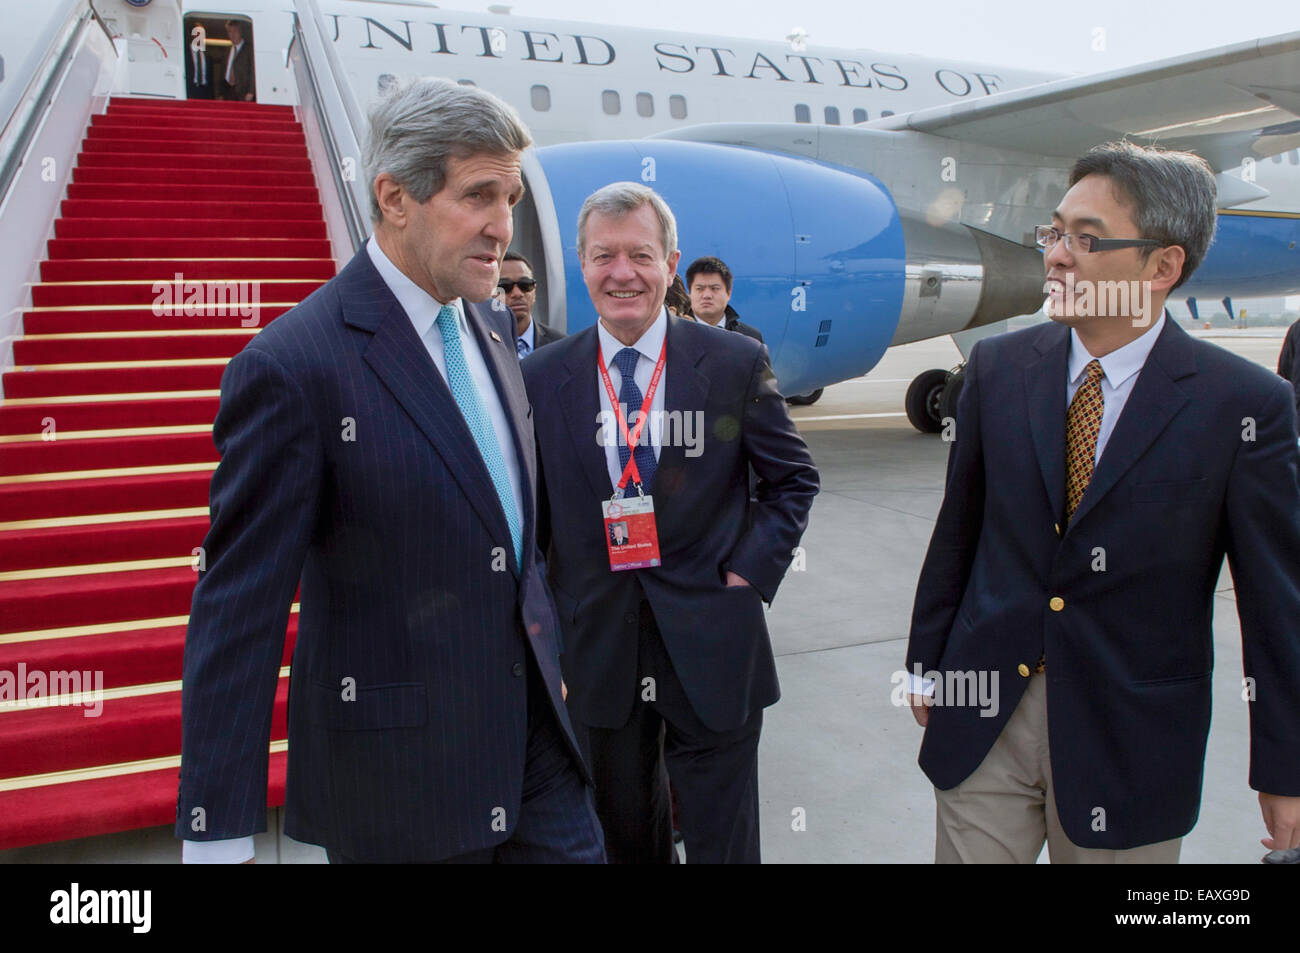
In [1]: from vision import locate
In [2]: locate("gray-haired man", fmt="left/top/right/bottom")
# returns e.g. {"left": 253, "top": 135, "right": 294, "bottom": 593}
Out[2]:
{"left": 177, "top": 77, "right": 604, "bottom": 863}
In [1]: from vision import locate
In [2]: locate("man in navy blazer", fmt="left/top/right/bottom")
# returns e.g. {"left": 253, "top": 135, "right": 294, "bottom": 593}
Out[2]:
{"left": 906, "top": 141, "right": 1300, "bottom": 862}
{"left": 521, "top": 183, "right": 818, "bottom": 863}
{"left": 176, "top": 78, "right": 603, "bottom": 863}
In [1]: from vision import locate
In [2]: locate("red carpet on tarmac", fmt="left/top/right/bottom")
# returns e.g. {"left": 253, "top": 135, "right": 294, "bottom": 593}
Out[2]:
{"left": 0, "top": 96, "right": 333, "bottom": 850}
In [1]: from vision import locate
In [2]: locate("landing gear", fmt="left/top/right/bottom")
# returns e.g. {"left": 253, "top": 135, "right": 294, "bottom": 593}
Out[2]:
{"left": 905, "top": 368, "right": 954, "bottom": 433}
{"left": 786, "top": 388, "right": 824, "bottom": 406}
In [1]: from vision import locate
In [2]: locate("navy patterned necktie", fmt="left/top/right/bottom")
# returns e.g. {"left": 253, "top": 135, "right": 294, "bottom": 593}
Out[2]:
{"left": 516, "top": 337, "right": 530, "bottom": 359}
{"left": 613, "top": 347, "right": 657, "bottom": 492}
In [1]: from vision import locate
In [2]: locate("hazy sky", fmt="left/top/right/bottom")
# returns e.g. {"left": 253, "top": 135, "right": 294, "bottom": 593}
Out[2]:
{"left": 448, "top": 0, "right": 1297, "bottom": 75}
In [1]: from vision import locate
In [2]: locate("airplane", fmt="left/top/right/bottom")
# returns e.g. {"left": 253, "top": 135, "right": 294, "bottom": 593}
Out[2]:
{"left": 3, "top": 0, "right": 1299, "bottom": 861}
{"left": 9, "top": 1, "right": 1300, "bottom": 430}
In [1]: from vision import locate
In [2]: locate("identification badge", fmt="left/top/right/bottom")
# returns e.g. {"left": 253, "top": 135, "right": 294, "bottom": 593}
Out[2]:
{"left": 602, "top": 494, "right": 661, "bottom": 571}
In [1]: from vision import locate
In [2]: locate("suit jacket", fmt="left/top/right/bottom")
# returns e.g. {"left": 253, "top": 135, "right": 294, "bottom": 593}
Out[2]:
{"left": 521, "top": 315, "right": 819, "bottom": 732}
{"left": 175, "top": 247, "right": 586, "bottom": 862}
{"left": 1278, "top": 318, "right": 1300, "bottom": 424}
{"left": 533, "top": 320, "right": 565, "bottom": 349}
{"left": 907, "top": 317, "right": 1300, "bottom": 850}
{"left": 724, "top": 305, "right": 764, "bottom": 344}
{"left": 223, "top": 42, "right": 253, "bottom": 101}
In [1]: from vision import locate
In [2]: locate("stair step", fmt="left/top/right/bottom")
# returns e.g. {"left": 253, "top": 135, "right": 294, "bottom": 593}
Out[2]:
{"left": 65, "top": 183, "right": 323, "bottom": 203}
{"left": 59, "top": 199, "right": 322, "bottom": 221}
{"left": 0, "top": 431, "right": 218, "bottom": 476}
{"left": 0, "top": 471, "right": 214, "bottom": 522}
{"left": 71, "top": 166, "right": 316, "bottom": 187}
{"left": 75, "top": 152, "right": 311, "bottom": 172}
{"left": 0, "top": 617, "right": 297, "bottom": 693}
{"left": 54, "top": 218, "right": 327, "bottom": 240}
{"left": 31, "top": 278, "right": 323, "bottom": 308}
{"left": 0, "top": 566, "right": 198, "bottom": 635}
{"left": 14, "top": 332, "right": 255, "bottom": 364}
{"left": 0, "top": 752, "right": 287, "bottom": 851}
{"left": 22, "top": 304, "right": 290, "bottom": 333}
{"left": 0, "top": 396, "right": 221, "bottom": 436}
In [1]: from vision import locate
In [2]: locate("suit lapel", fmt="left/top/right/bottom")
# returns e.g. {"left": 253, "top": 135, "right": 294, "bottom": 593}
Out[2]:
{"left": 657, "top": 315, "right": 709, "bottom": 501}
{"left": 340, "top": 250, "right": 517, "bottom": 572}
{"left": 557, "top": 327, "right": 615, "bottom": 499}
{"left": 1067, "top": 320, "right": 1194, "bottom": 530}
{"left": 1024, "top": 325, "right": 1070, "bottom": 524}
{"left": 464, "top": 299, "right": 534, "bottom": 573}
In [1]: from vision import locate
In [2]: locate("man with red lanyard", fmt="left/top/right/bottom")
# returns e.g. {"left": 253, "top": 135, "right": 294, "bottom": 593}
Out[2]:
{"left": 520, "top": 182, "right": 819, "bottom": 862}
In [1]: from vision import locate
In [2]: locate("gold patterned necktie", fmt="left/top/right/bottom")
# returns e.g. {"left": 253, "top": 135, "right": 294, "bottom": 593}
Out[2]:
{"left": 1065, "top": 359, "right": 1105, "bottom": 522}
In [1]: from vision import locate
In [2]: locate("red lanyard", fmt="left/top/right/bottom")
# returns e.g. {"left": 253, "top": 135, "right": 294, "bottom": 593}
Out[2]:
{"left": 597, "top": 339, "right": 667, "bottom": 491}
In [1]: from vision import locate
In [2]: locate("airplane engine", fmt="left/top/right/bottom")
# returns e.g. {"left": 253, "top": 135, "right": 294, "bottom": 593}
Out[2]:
{"left": 513, "top": 139, "right": 1044, "bottom": 407}
{"left": 513, "top": 139, "right": 904, "bottom": 399}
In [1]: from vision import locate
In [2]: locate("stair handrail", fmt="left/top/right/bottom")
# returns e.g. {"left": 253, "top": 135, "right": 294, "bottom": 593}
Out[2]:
{"left": 290, "top": 0, "right": 370, "bottom": 252}
{"left": 0, "top": 0, "right": 117, "bottom": 209}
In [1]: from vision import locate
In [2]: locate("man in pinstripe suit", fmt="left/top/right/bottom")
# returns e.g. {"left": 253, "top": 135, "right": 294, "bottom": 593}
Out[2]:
{"left": 176, "top": 78, "right": 604, "bottom": 863}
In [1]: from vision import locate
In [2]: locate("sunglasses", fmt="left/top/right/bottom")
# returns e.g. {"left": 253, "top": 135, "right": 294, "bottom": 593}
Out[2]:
{"left": 497, "top": 279, "right": 536, "bottom": 293}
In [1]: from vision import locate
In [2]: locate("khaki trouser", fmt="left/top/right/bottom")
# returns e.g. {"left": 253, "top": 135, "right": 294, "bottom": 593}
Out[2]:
{"left": 934, "top": 671, "right": 1182, "bottom": 864}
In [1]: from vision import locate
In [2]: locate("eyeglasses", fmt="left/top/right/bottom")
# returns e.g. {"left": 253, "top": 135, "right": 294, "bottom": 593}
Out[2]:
{"left": 1034, "top": 225, "right": 1163, "bottom": 255}
{"left": 497, "top": 279, "right": 536, "bottom": 293}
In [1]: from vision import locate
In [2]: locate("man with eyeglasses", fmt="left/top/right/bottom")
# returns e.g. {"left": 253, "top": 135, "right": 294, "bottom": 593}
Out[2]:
{"left": 498, "top": 251, "right": 564, "bottom": 358}
{"left": 904, "top": 140, "right": 1300, "bottom": 864}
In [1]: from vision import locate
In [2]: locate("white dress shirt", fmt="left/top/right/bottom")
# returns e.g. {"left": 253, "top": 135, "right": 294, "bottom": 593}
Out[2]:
{"left": 183, "top": 236, "right": 526, "bottom": 864}
{"left": 596, "top": 309, "right": 667, "bottom": 491}
{"left": 908, "top": 317, "right": 1165, "bottom": 699}
{"left": 1067, "top": 315, "right": 1165, "bottom": 465}
{"left": 516, "top": 316, "right": 535, "bottom": 357}
{"left": 224, "top": 41, "right": 243, "bottom": 85}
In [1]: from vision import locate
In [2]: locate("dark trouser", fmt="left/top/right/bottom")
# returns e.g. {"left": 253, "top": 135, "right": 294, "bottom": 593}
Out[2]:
{"left": 581, "top": 600, "right": 763, "bottom": 864}
{"left": 329, "top": 653, "right": 605, "bottom": 864}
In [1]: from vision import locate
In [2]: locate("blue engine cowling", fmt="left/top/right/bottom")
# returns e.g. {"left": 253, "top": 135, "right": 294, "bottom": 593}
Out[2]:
{"left": 516, "top": 139, "right": 905, "bottom": 397}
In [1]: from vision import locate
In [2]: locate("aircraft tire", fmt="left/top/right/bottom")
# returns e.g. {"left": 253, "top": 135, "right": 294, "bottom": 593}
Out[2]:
{"left": 905, "top": 368, "right": 951, "bottom": 433}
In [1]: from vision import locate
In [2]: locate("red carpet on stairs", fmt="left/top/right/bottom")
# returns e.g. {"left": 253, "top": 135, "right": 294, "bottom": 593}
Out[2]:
{"left": 0, "top": 96, "right": 331, "bottom": 851}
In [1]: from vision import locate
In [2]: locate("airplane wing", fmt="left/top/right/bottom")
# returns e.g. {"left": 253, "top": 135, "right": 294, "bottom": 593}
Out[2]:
{"left": 868, "top": 31, "right": 1300, "bottom": 174}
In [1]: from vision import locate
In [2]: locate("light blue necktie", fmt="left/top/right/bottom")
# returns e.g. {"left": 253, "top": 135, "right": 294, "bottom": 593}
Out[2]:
{"left": 435, "top": 304, "right": 523, "bottom": 570}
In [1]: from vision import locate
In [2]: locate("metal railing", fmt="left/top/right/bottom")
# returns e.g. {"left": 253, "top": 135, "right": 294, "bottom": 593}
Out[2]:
{"left": 289, "top": 0, "right": 370, "bottom": 252}
{"left": 0, "top": 0, "right": 116, "bottom": 210}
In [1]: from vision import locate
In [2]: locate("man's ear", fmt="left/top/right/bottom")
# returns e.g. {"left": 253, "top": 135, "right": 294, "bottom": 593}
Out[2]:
{"left": 1148, "top": 244, "right": 1186, "bottom": 295}
{"left": 667, "top": 249, "right": 682, "bottom": 275}
{"left": 373, "top": 173, "right": 407, "bottom": 228}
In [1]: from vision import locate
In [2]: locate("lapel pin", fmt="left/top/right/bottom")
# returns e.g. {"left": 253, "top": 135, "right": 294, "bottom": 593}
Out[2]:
{"left": 490, "top": 330, "right": 503, "bottom": 343}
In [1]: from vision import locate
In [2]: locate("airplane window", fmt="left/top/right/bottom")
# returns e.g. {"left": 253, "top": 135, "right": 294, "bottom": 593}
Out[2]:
{"left": 795, "top": 104, "right": 811, "bottom": 123}
{"left": 880, "top": 110, "right": 895, "bottom": 117}
{"left": 602, "top": 90, "right": 621, "bottom": 115}
{"left": 1291, "top": 150, "right": 1299, "bottom": 166}
{"left": 1273, "top": 154, "right": 1284, "bottom": 164}
{"left": 824, "top": 106, "right": 841, "bottom": 125}
{"left": 457, "top": 79, "right": 476, "bottom": 86}
{"left": 852, "top": 108, "right": 868, "bottom": 124}
{"left": 531, "top": 85, "right": 551, "bottom": 112}
{"left": 637, "top": 92, "right": 654, "bottom": 118}
{"left": 669, "top": 95, "right": 687, "bottom": 119}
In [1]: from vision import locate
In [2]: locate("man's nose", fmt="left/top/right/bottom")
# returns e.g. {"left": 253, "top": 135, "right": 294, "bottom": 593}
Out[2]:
{"left": 1044, "top": 238, "right": 1074, "bottom": 270}
{"left": 609, "top": 254, "right": 637, "bottom": 280}
{"left": 484, "top": 200, "right": 513, "bottom": 243}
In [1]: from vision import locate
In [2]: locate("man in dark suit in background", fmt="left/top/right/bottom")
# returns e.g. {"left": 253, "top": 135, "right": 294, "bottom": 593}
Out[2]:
{"left": 686, "top": 255, "right": 763, "bottom": 343}
{"left": 221, "top": 20, "right": 254, "bottom": 102}
{"left": 498, "top": 251, "right": 563, "bottom": 358}
{"left": 176, "top": 78, "right": 603, "bottom": 864}
{"left": 522, "top": 183, "right": 819, "bottom": 863}
{"left": 906, "top": 141, "right": 1300, "bottom": 863}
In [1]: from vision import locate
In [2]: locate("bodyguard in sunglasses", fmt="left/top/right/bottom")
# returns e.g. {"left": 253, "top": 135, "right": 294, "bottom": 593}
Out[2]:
{"left": 498, "top": 251, "right": 565, "bottom": 358}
